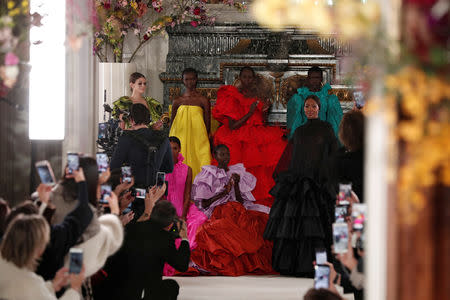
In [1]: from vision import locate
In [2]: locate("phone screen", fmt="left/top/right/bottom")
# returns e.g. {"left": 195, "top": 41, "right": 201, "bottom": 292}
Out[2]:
{"left": 99, "top": 185, "right": 112, "bottom": 204}
{"left": 333, "top": 223, "right": 349, "bottom": 254}
{"left": 123, "top": 203, "right": 132, "bottom": 214}
{"left": 121, "top": 166, "right": 132, "bottom": 183}
{"left": 67, "top": 153, "right": 79, "bottom": 175}
{"left": 353, "top": 91, "right": 365, "bottom": 109}
{"left": 69, "top": 248, "right": 83, "bottom": 274}
{"left": 156, "top": 172, "right": 165, "bottom": 187}
{"left": 338, "top": 183, "right": 352, "bottom": 205}
{"left": 335, "top": 205, "right": 348, "bottom": 223}
{"left": 135, "top": 188, "right": 146, "bottom": 199}
{"left": 315, "top": 250, "right": 327, "bottom": 265}
{"left": 314, "top": 265, "right": 330, "bottom": 289}
{"left": 98, "top": 123, "right": 108, "bottom": 139}
{"left": 352, "top": 203, "right": 367, "bottom": 231}
{"left": 36, "top": 164, "right": 55, "bottom": 185}
{"left": 96, "top": 153, "right": 109, "bottom": 173}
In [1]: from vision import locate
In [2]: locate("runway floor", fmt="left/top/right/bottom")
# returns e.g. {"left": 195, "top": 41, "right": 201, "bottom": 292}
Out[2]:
{"left": 165, "top": 275, "right": 354, "bottom": 300}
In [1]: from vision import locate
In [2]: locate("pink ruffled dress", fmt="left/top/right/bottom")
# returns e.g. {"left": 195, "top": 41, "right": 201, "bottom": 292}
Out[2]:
{"left": 163, "top": 153, "right": 208, "bottom": 276}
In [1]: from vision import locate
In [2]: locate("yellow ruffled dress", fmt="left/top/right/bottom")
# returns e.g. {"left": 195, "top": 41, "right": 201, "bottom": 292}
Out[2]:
{"left": 169, "top": 105, "right": 211, "bottom": 180}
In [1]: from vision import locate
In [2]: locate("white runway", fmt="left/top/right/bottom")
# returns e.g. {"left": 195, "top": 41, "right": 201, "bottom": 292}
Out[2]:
{"left": 166, "top": 275, "right": 354, "bottom": 300}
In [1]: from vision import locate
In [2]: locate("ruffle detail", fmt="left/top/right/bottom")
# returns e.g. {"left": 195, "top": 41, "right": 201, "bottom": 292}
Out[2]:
{"left": 263, "top": 172, "right": 334, "bottom": 276}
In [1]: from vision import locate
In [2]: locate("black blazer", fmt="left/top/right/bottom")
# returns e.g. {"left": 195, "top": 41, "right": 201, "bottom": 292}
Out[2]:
{"left": 99, "top": 220, "right": 190, "bottom": 300}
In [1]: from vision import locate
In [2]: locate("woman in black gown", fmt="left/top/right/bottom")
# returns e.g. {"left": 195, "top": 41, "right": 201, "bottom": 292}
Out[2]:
{"left": 264, "top": 95, "right": 338, "bottom": 277}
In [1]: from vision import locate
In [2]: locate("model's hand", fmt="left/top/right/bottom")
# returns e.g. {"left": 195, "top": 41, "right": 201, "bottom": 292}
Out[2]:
{"left": 231, "top": 173, "right": 240, "bottom": 185}
{"left": 249, "top": 101, "right": 259, "bottom": 114}
{"left": 225, "top": 179, "right": 233, "bottom": 194}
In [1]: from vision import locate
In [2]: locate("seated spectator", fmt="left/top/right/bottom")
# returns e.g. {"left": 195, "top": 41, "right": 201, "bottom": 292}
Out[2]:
{"left": 189, "top": 144, "right": 273, "bottom": 276}
{"left": 49, "top": 157, "right": 101, "bottom": 241}
{"left": 96, "top": 186, "right": 190, "bottom": 300}
{"left": 0, "top": 214, "right": 85, "bottom": 300}
{"left": 335, "top": 110, "right": 365, "bottom": 202}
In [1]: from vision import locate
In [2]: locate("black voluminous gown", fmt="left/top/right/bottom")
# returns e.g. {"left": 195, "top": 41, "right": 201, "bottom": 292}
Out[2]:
{"left": 263, "top": 118, "right": 338, "bottom": 277}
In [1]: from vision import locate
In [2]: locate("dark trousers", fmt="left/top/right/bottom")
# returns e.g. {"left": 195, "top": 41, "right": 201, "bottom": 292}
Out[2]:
{"left": 144, "top": 279, "right": 179, "bottom": 300}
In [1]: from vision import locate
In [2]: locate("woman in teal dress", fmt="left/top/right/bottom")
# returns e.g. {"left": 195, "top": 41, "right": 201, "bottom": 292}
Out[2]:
{"left": 287, "top": 66, "right": 343, "bottom": 139}
{"left": 112, "top": 72, "right": 163, "bottom": 129}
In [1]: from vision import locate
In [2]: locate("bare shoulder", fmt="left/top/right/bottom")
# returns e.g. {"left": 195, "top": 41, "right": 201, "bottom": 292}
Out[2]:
{"left": 172, "top": 96, "right": 182, "bottom": 106}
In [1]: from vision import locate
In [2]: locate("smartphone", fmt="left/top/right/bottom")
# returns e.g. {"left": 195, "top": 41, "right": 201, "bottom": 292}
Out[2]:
{"left": 135, "top": 188, "right": 146, "bottom": 199}
{"left": 121, "top": 166, "right": 132, "bottom": 183}
{"left": 96, "top": 152, "right": 109, "bottom": 173}
{"left": 338, "top": 183, "right": 352, "bottom": 205}
{"left": 122, "top": 202, "right": 132, "bottom": 214}
{"left": 353, "top": 91, "right": 365, "bottom": 109}
{"left": 69, "top": 248, "right": 83, "bottom": 274}
{"left": 156, "top": 172, "right": 165, "bottom": 187}
{"left": 333, "top": 223, "right": 349, "bottom": 254}
{"left": 98, "top": 122, "right": 108, "bottom": 139}
{"left": 314, "top": 264, "right": 330, "bottom": 289}
{"left": 335, "top": 204, "right": 349, "bottom": 223}
{"left": 35, "top": 160, "right": 56, "bottom": 185}
{"left": 99, "top": 185, "right": 112, "bottom": 204}
{"left": 67, "top": 153, "right": 79, "bottom": 175}
{"left": 315, "top": 248, "right": 327, "bottom": 265}
{"left": 352, "top": 203, "right": 367, "bottom": 231}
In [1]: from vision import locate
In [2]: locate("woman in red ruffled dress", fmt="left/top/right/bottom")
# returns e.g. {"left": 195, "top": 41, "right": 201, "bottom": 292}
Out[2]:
{"left": 212, "top": 67, "right": 286, "bottom": 207}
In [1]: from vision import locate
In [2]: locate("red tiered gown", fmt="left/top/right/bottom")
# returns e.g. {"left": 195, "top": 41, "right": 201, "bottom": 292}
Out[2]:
{"left": 212, "top": 85, "right": 287, "bottom": 207}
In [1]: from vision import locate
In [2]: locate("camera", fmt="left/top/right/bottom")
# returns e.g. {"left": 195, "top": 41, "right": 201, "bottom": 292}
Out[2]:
{"left": 170, "top": 217, "right": 182, "bottom": 238}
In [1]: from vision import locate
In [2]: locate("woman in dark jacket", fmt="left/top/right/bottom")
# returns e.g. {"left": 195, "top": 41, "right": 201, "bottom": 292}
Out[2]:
{"left": 335, "top": 110, "right": 365, "bottom": 202}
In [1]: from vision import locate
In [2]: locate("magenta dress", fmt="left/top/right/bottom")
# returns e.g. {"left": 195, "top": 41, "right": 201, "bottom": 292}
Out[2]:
{"left": 164, "top": 153, "right": 208, "bottom": 276}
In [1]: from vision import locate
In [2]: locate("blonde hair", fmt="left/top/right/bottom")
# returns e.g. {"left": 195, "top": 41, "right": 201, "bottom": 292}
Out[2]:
{"left": 1, "top": 214, "right": 50, "bottom": 270}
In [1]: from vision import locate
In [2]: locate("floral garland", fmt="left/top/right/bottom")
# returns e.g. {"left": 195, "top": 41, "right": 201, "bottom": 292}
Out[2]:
{"left": 93, "top": 0, "right": 245, "bottom": 63}
{"left": 386, "top": 68, "right": 450, "bottom": 224}
{"left": 0, "top": 0, "right": 42, "bottom": 98}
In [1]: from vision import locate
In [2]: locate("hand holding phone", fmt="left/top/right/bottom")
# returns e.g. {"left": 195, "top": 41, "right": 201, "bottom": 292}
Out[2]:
{"left": 121, "top": 166, "right": 132, "bottom": 183}
{"left": 35, "top": 160, "right": 56, "bottom": 185}
{"left": 99, "top": 185, "right": 112, "bottom": 204}
{"left": 156, "top": 172, "right": 165, "bottom": 187}
{"left": 67, "top": 153, "right": 79, "bottom": 175}
{"left": 333, "top": 223, "right": 349, "bottom": 254}
{"left": 69, "top": 248, "right": 83, "bottom": 274}
{"left": 314, "top": 264, "right": 330, "bottom": 289}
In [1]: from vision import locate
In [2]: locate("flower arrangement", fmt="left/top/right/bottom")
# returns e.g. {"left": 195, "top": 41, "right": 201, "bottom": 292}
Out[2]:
{"left": 93, "top": 0, "right": 245, "bottom": 63}
{"left": 0, "top": 0, "right": 42, "bottom": 97}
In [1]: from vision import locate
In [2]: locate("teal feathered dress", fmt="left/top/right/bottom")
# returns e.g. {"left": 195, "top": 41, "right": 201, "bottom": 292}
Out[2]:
{"left": 287, "top": 83, "right": 343, "bottom": 139}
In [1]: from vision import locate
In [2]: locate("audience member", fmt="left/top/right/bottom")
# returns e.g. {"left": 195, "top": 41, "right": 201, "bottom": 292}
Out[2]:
{"left": 303, "top": 288, "right": 344, "bottom": 300}
{"left": 0, "top": 198, "right": 9, "bottom": 238}
{"left": 335, "top": 110, "right": 365, "bottom": 202}
{"left": 50, "top": 157, "right": 100, "bottom": 241}
{"left": 0, "top": 214, "right": 85, "bottom": 300}
{"left": 110, "top": 103, "right": 173, "bottom": 217}
{"left": 96, "top": 186, "right": 190, "bottom": 300}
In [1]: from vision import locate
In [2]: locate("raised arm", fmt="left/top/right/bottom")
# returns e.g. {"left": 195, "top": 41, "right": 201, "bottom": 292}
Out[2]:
{"left": 228, "top": 101, "right": 258, "bottom": 131}
{"left": 170, "top": 99, "right": 180, "bottom": 126}
{"left": 201, "top": 179, "right": 232, "bottom": 209}
{"left": 232, "top": 173, "right": 244, "bottom": 204}
{"left": 203, "top": 97, "right": 211, "bottom": 135}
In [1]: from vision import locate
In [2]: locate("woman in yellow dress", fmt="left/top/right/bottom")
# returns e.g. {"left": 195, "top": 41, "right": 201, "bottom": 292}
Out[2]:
{"left": 170, "top": 68, "right": 211, "bottom": 179}
{"left": 112, "top": 72, "right": 163, "bottom": 129}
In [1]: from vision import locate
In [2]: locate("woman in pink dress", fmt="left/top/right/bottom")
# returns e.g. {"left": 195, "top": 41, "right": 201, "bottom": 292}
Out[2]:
{"left": 163, "top": 136, "right": 208, "bottom": 276}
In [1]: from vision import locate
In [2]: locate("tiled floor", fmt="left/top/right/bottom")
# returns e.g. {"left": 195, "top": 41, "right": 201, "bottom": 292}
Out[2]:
{"left": 166, "top": 275, "right": 354, "bottom": 300}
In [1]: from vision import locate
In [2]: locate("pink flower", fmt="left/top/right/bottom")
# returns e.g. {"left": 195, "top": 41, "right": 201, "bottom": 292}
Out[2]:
{"left": 190, "top": 21, "right": 198, "bottom": 27}
{"left": 4, "top": 52, "right": 19, "bottom": 66}
{"left": 193, "top": 7, "right": 201, "bottom": 15}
